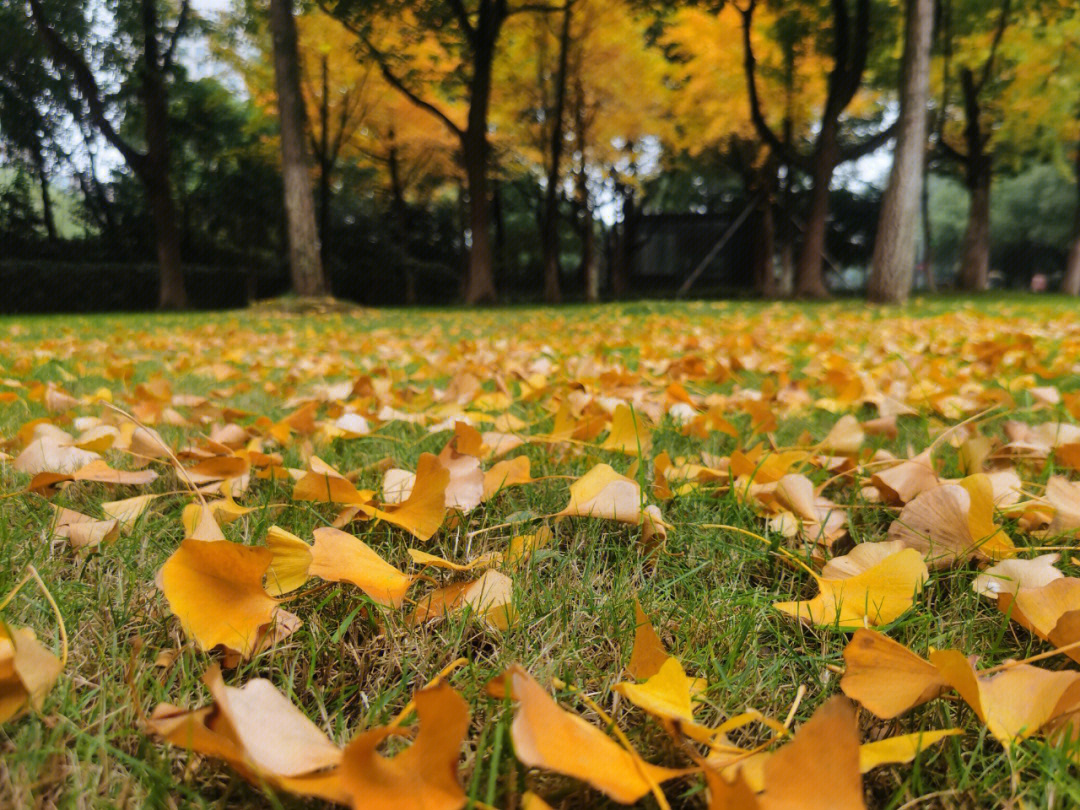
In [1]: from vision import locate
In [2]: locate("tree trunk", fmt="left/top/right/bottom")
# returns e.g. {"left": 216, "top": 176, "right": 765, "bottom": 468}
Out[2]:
{"left": 32, "top": 138, "right": 57, "bottom": 242}
{"left": 795, "top": 125, "right": 837, "bottom": 298}
{"left": 920, "top": 157, "right": 936, "bottom": 292}
{"left": 140, "top": 0, "right": 186, "bottom": 309}
{"left": 959, "top": 162, "right": 991, "bottom": 291}
{"left": 751, "top": 193, "right": 777, "bottom": 298}
{"left": 868, "top": 0, "right": 934, "bottom": 304}
{"left": 147, "top": 173, "right": 186, "bottom": 309}
{"left": 317, "top": 54, "right": 332, "bottom": 267}
{"left": 269, "top": 0, "right": 325, "bottom": 297}
{"left": 387, "top": 139, "right": 416, "bottom": 305}
{"left": 462, "top": 132, "right": 497, "bottom": 304}
{"left": 541, "top": 1, "right": 572, "bottom": 304}
{"left": 612, "top": 188, "right": 635, "bottom": 299}
{"left": 1064, "top": 135, "right": 1080, "bottom": 295}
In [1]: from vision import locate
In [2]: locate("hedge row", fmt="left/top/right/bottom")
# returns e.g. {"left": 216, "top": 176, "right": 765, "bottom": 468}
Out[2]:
{"left": 0, "top": 262, "right": 286, "bottom": 314}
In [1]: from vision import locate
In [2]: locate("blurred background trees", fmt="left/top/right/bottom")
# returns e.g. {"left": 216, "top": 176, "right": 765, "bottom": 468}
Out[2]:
{"left": 1, "top": 0, "right": 1078, "bottom": 309}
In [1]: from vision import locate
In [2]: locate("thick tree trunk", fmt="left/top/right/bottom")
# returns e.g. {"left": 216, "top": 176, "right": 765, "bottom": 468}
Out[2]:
{"left": 959, "top": 163, "right": 991, "bottom": 291}
{"left": 141, "top": 0, "right": 186, "bottom": 309}
{"left": 751, "top": 195, "right": 777, "bottom": 298}
{"left": 462, "top": 133, "right": 497, "bottom": 304}
{"left": 795, "top": 126, "right": 837, "bottom": 298}
{"left": 269, "top": 0, "right": 325, "bottom": 297}
{"left": 868, "top": 0, "right": 933, "bottom": 303}
{"left": 1063, "top": 134, "right": 1080, "bottom": 295}
{"left": 868, "top": 0, "right": 933, "bottom": 302}
{"left": 147, "top": 173, "right": 186, "bottom": 309}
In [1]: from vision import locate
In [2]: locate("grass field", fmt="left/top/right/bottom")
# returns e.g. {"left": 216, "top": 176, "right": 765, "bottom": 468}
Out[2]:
{"left": 4, "top": 296, "right": 1080, "bottom": 808}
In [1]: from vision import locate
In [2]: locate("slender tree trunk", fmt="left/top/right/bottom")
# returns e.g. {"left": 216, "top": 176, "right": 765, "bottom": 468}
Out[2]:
{"left": 960, "top": 161, "right": 991, "bottom": 290}
{"left": 492, "top": 177, "right": 509, "bottom": 293}
{"left": 541, "top": 2, "right": 572, "bottom": 304}
{"left": 32, "top": 139, "right": 57, "bottom": 242}
{"left": 1063, "top": 133, "right": 1080, "bottom": 295}
{"left": 921, "top": 159, "right": 936, "bottom": 291}
{"left": 269, "top": 0, "right": 325, "bottom": 297}
{"left": 387, "top": 139, "right": 416, "bottom": 305}
{"left": 578, "top": 179, "right": 598, "bottom": 303}
{"left": 317, "top": 54, "right": 332, "bottom": 266}
{"left": 868, "top": 0, "right": 934, "bottom": 303}
{"left": 795, "top": 123, "right": 837, "bottom": 298}
{"left": 612, "top": 188, "right": 634, "bottom": 299}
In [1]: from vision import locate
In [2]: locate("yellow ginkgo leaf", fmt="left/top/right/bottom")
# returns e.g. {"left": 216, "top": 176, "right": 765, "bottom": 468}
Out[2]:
{"left": 482, "top": 455, "right": 533, "bottom": 500}
{"left": 840, "top": 630, "right": 947, "bottom": 719}
{"left": 492, "top": 665, "right": 685, "bottom": 804}
{"left": 614, "top": 656, "right": 696, "bottom": 725}
{"left": 557, "top": 463, "right": 641, "bottom": 524}
{"left": 774, "top": 549, "right": 927, "bottom": 629}
{"left": 928, "top": 650, "right": 1080, "bottom": 746}
{"left": 101, "top": 493, "right": 157, "bottom": 531}
{"left": 0, "top": 625, "right": 63, "bottom": 723}
{"left": 158, "top": 539, "right": 294, "bottom": 658}
{"left": 307, "top": 527, "right": 413, "bottom": 608}
{"left": 265, "top": 526, "right": 313, "bottom": 597}
{"left": 601, "top": 403, "right": 652, "bottom": 455}
{"left": 365, "top": 453, "right": 449, "bottom": 541}
{"left": 339, "top": 680, "right": 469, "bottom": 810}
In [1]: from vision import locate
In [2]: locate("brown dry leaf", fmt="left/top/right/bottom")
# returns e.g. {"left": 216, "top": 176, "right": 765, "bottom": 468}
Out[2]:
{"left": 308, "top": 527, "right": 413, "bottom": 608}
{"left": 774, "top": 548, "right": 927, "bottom": 630}
{"left": 158, "top": 539, "right": 296, "bottom": 658}
{"left": 411, "top": 570, "right": 515, "bottom": 629}
{"left": 557, "top": 463, "right": 641, "bottom": 524}
{"left": 928, "top": 650, "right": 1080, "bottom": 745}
{"left": 871, "top": 449, "right": 938, "bottom": 504}
{"left": 493, "top": 664, "right": 685, "bottom": 804}
{"left": 147, "top": 664, "right": 347, "bottom": 803}
{"left": 365, "top": 453, "right": 449, "bottom": 541}
{"left": 973, "top": 554, "right": 1062, "bottom": 599}
{"left": 339, "top": 679, "right": 468, "bottom": 810}
{"left": 887, "top": 474, "right": 1014, "bottom": 568}
{"left": 840, "top": 630, "right": 947, "bottom": 719}
{"left": 483, "top": 456, "right": 533, "bottom": 500}
{"left": 0, "top": 625, "right": 63, "bottom": 723}
{"left": 601, "top": 403, "right": 653, "bottom": 455}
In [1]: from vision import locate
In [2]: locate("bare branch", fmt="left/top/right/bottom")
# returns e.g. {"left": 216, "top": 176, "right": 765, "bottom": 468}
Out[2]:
{"left": 838, "top": 118, "right": 897, "bottom": 161}
{"left": 976, "top": 0, "right": 1011, "bottom": 93}
{"left": 447, "top": 0, "right": 478, "bottom": 45}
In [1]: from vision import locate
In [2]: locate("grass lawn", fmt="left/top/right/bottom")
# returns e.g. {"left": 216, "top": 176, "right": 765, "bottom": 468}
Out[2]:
{"left": 4, "top": 295, "right": 1080, "bottom": 808}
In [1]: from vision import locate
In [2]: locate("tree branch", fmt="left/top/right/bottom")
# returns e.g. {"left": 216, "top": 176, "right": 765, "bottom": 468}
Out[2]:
{"left": 838, "top": 118, "right": 897, "bottom": 161}
{"left": 27, "top": 0, "right": 147, "bottom": 173}
{"left": 738, "top": 0, "right": 808, "bottom": 171}
{"left": 447, "top": 0, "right": 478, "bottom": 45}
{"left": 319, "top": 3, "right": 465, "bottom": 141}
{"left": 162, "top": 0, "right": 192, "bottom": 73}
{"left": 976, "top": 0, "right": 1010, "bottom": 93}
